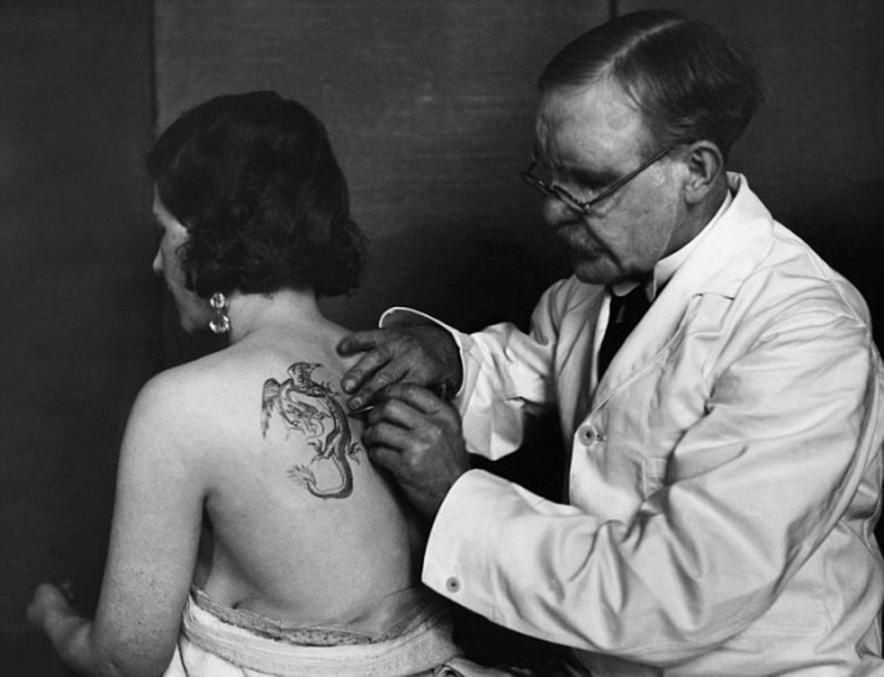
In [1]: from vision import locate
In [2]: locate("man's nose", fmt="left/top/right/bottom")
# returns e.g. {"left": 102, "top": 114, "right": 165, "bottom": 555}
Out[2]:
{"left": 151, "top": 248, "right": 163, "bottom": 275}
{"left": 542, "top": 195, "right": 579, "bottom": 229}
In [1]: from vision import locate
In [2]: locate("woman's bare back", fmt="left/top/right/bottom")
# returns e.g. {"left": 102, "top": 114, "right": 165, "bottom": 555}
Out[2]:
{"left": 172, "top": 322, "right": 424, "bottom": 634}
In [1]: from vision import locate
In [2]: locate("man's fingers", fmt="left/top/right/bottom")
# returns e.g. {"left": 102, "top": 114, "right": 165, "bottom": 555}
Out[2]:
{"left": 339, "top": 344, "right": 401, "bottom": 405}
{"left": 365, "top": 396, "right": 427, "bottom": 431}
{"left": 346, "top": 367, "right": 407, "bottom": 411}
{"left": 338, "top": 327, "right": 453, "bottom": 410}
{"left": 336, "top": 330, "right": 386, "bottom": 358}
{"left": 366, "top": 445, "right": 404, "bottom": 474}
{"left": 338, "top": 331, "right": 393, "bottom": 393}
{"left": 380, "top": 383, "right": 448, "bottom": 415}
{"left": 363, "top": 420, "right": 417, "bottom": 452}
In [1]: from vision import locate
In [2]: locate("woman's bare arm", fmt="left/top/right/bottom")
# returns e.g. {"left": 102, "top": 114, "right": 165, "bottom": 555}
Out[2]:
{"left": 29, "top": 371, "right": 207, "bottom": 677}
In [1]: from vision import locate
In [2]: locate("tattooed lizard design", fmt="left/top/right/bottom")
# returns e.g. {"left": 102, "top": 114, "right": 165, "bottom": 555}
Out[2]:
{"left": 261, "top": 361, "right": 361, "bottom": 499}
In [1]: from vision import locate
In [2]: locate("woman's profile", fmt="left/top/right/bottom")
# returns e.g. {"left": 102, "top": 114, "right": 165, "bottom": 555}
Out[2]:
{"left": 26, "top": 91, "right": 467, "bottom": 676}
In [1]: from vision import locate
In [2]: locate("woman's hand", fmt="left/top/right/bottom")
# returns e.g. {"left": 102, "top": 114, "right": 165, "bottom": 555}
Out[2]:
{"left": 27, "top": 582, "right": 97, "bottom": 674}
{"left": 27, "top": 582, "right": 78, "bottom": 629}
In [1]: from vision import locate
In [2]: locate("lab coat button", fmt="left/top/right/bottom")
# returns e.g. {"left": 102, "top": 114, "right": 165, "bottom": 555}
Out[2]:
{"left": 445, "top": 576, "right": 461, "bottom": 593}
{"left": 579, "top": 427, "right": 601, "bottom": 444}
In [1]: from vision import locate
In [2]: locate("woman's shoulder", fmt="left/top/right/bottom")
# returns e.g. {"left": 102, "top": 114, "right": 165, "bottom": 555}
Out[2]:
{"left": 125, "top": 352, "right": 255, "bottom": 453}
{"left": 134, "top": 355, "right": 226, "bottom": 417}
{"left": 140, "top": 341, "right": 283, "bottom": 401}
{"left": 132, "top": 340, "right": 352, "bottom": 449}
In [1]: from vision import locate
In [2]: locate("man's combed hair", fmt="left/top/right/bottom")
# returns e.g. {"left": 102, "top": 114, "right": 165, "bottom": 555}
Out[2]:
{"left": 539, "top": 10, "right": 764, "bottom": 158}
{"left": 147, "top": 91, "right": 365, "bottom": 298}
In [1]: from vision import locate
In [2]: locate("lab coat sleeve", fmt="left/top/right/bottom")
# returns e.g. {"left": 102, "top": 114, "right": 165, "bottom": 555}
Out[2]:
{"left": 381, "top": 281, "right": 566, "bottom": 460}
{"left": 422, "top": 304, "right": 884, "bottom": 665}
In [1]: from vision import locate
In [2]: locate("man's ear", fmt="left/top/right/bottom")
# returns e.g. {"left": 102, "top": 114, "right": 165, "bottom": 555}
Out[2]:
{"left": 682, "top": 140, "right": 724, "bottom": 205}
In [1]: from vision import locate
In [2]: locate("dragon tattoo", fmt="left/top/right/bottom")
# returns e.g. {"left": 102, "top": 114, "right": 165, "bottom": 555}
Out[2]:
{"left": 261, "top": 362, "right": 362, "bottom": 499}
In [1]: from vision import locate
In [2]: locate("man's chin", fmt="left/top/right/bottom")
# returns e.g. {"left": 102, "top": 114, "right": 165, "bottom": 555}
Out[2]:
{"left": 571, "top": 259, "right": 616, "bottom": 286}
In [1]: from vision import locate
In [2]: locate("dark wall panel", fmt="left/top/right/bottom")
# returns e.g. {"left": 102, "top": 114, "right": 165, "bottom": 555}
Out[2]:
{"left": 620, "top": 0, "right": 884, "bottom": 341}
{"left": 0, "top": 2, "right": 156, "bottom": 673}
{"left": 153, "top": 0, "right": 611, "bottom": 363}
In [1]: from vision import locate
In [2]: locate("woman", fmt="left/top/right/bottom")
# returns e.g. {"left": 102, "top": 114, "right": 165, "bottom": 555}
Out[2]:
{"left": 27, "top": 91, "right": 467, "bottom": 677}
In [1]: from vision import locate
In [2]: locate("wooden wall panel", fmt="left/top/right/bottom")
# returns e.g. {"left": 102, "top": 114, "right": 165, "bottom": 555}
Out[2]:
{"left": 0, "top": 2, "right": 155, "bottom": 674}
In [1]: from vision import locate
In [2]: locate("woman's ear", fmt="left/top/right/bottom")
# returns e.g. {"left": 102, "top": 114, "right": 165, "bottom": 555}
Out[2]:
{"left": 682, "top": 140, "right": 724, "bottom": 205}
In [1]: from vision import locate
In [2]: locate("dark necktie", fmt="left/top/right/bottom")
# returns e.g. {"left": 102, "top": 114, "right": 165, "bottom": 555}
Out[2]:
{"left": 597, "top": 284, "right": 651, "bottom": 379}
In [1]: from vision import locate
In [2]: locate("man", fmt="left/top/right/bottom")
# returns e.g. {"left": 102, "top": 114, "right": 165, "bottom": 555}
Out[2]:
{"left": 338, "top": 10, "right": 884, "bottom": 675}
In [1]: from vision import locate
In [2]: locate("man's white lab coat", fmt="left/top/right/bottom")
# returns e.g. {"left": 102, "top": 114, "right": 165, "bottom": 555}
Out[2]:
{"left": 392, "top": 175, "right": 884, "bottom": 675}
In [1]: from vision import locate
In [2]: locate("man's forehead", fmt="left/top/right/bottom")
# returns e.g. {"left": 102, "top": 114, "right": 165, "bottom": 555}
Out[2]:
{"left": 535, "top": 80, "right": 647, "bottom": 165}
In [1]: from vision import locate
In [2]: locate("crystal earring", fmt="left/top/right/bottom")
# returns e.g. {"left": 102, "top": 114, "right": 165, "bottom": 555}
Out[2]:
{"left": 208, "top": 291, "right": 231, "bottom": 335}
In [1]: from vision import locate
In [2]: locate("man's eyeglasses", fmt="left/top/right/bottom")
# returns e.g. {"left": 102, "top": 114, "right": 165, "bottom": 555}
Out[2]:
{"left": 520, "top": 144, "right": 676, "bottom": 216}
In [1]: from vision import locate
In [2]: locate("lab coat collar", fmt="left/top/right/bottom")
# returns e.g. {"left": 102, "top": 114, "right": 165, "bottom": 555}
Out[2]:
{"left": 592, "top": 172, "right": 775, "bottom": 406}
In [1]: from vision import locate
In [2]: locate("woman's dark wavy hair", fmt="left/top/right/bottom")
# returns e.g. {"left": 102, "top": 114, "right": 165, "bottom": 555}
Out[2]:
{"left": 539, "top": 10, "right": 764, "bottom": 159}
{"left": 147, "top": 91, "right": 365, "bottom": 298}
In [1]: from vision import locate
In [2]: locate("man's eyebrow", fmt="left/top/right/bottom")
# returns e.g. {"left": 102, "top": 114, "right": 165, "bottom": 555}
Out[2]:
{"left": 530, "top": 148, "right": 618, "bottom": 187}
{"left": 570, "top": 166, "right": 617, "bottom": 186}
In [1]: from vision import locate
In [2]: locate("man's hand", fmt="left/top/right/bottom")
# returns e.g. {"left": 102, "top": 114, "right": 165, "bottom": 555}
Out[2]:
{"left": 362, "top": 383, "right": 469, "bottom": 518}
{"left": 337, "top": 324, "right": 462, "bottom": 412}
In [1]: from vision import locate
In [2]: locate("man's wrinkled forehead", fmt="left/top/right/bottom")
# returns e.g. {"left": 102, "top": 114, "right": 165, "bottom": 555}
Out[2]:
{"left": 534, "top": 80, "right": 649, "bottom": 166}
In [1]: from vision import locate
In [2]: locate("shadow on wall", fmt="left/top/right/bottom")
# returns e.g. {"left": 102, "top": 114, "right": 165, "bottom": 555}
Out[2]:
{"left": 797, "top": 179, "right": 884, "bottom": 350}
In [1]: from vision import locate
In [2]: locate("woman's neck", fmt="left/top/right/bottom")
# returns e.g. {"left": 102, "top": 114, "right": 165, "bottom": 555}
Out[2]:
{"left": 225, "top": 288, "right": 325, "bottom": 344}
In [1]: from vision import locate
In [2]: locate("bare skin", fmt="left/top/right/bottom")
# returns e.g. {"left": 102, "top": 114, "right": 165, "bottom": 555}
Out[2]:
{"left": 28, "top": 207, "right": 425, "bottom": 677}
